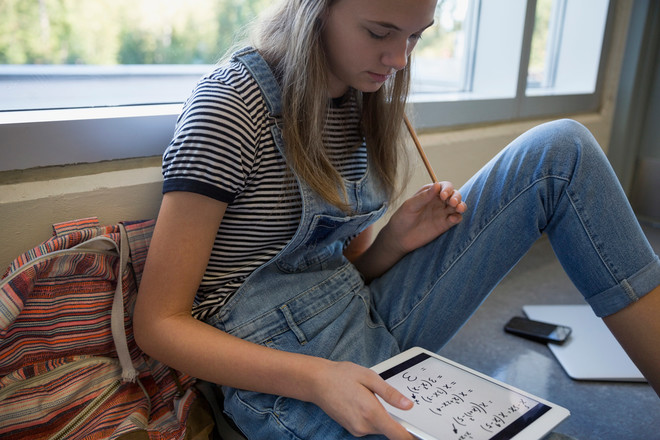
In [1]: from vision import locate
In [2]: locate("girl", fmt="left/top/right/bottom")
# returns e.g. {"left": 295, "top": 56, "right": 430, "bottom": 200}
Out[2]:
{"left": 133, "top": 0, "right": 660, "bottom": 439}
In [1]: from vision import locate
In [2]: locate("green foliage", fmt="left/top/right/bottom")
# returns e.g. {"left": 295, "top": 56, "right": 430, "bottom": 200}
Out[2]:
{"left": 0, "top": 0, "right": 267, "bottom": 65}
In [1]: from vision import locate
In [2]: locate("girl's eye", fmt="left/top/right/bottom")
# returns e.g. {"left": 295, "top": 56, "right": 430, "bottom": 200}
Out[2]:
{"left": 409, "top": 33, "right": 423, "bottom": 42}
{"left": 368, "top": 30, "right": 388, "bottom": 40}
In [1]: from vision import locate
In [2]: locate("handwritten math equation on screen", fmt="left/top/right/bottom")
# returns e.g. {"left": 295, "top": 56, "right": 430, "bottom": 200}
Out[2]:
{"left": 381, "top": 354, "right": 551, "bottom": 440}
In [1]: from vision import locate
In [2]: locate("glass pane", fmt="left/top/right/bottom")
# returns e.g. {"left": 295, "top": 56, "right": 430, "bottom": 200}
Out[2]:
{"left": 0, "top": 0, "right": 268, "bottom": 111}
{"left": 0, "top": 0, "right": 269, "bottom": 65}
{"left": 527, "top": 0, "right": 555, "bottom": 89}
{"left": 527, "top": 0, "right": 610, "bottom": 95}
{"left": 412, "top": 0, "right": 472, "bottom": 95}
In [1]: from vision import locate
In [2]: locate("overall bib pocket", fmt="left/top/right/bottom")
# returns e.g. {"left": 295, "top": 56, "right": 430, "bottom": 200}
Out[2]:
{"left": 276, "top": 205, "right": 386, "bottom": 273}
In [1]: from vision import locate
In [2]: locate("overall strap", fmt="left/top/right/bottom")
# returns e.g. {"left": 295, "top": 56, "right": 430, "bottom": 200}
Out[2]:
{"left": 232, "top": 47, "right": 282, "bottom": 117}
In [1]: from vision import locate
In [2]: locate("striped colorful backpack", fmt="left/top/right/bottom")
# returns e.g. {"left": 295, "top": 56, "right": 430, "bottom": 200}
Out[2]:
{"left": 0, "top": 218, "right": 211, "bottom": 440}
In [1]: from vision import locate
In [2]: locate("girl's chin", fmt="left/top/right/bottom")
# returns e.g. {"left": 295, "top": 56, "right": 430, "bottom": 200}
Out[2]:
{"left": 353, "top": 79, "right": 388, "bottom": 94}
{"left": 328, "top": 76, "right": 388, "bottom": 97}
{"left": 356, "top": 83, "right": 386, "bottom": 94}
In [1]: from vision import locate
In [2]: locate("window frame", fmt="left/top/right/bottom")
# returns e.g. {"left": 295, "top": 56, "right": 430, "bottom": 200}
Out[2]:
{"left": 0, "top": 0, "right": 616, "bottom": 172}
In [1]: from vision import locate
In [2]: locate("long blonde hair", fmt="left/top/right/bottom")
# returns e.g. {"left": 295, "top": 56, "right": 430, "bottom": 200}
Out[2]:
{"left": 252, "top": 0, "right": 412, "bottom": 211}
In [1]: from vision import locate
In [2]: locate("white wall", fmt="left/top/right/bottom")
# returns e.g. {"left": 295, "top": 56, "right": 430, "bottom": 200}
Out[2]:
{"left": 0, "top": 1, "right": 632, "bottom": 271}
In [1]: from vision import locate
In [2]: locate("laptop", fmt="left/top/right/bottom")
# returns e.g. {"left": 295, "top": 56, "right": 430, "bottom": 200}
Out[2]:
{"left": 523, "top": 304, "right": 645, "bottom": 382}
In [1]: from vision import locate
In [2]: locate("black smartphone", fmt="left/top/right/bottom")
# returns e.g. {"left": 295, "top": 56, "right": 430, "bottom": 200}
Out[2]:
{"left": 504, "top": 316, "right": 572, "bottom": 344}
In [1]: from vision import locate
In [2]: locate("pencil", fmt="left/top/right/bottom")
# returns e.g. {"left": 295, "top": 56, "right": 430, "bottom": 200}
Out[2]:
{"left": 404, "top": 114, "right": 438, "bottom": 183}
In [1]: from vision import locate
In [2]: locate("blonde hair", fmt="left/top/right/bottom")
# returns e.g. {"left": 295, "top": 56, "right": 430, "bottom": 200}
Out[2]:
{"left": 252, "top": 0, "right": 411, "bottom": 211}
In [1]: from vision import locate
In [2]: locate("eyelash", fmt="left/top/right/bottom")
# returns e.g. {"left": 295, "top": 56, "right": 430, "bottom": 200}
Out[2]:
{"left": 368, "top": 30, "right": 388, "bottom": 40}
{"left": 368, "top": 30, "right": 424, "bottom": 42}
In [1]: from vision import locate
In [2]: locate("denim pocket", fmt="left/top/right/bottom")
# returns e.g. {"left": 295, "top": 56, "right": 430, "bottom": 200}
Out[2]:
{"left": 276, "top": 204, "right": 386, "bottom": 273}
{"left": 265, "top": 287, "right": 354, "bottom": 354}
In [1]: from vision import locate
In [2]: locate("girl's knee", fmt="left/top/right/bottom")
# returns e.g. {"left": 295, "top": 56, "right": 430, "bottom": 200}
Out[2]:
{"left": 525, "top": 119, "right": 603, "bottom": 165}
{"left": 544, "top": 119, "right": 600, "bottom": 151}
{"left": 548, "top": 118, "right": 588, "bottom": 134}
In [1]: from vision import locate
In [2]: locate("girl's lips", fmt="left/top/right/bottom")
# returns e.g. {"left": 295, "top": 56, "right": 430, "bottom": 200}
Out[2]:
{"left": 368, "top": 71, "right": 391, "bottom": 83}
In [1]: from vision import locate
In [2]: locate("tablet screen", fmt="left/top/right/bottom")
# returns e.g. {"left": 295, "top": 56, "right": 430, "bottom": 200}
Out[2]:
{"left": 378, "top": 352, "right": 553, "bottom": 440}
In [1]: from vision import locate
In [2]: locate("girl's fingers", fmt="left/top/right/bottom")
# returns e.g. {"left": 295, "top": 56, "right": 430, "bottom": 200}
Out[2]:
{"left": 437, "top": 181, "right": 455, "bottom": 200}
{"left": 365, "top": 373, "right": 414, "bottom": 439}
{"left": 436, "top": 182, "right": 467, "bottom": 212}
{"left": 370, "top": 376, "right": 413, "bottom": 411}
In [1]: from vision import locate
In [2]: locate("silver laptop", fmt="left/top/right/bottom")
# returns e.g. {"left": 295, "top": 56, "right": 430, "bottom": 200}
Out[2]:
{"left": 523, "top": 304, "right": 645, "bottom": 382}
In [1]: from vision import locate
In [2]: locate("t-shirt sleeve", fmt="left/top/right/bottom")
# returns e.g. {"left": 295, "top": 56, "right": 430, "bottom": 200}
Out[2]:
{"left": 161, "top": 67, "right": 264, "bottom": 203}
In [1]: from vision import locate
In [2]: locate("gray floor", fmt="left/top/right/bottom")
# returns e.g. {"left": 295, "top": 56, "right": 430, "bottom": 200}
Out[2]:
{"left": 438, "top": 221, "right": 660, "bottom": 440}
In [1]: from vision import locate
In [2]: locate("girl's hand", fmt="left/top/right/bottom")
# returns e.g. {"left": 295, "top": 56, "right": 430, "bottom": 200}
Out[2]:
{"left": 312, "top": 360, "right": 414, "bottom": 439}
{"left": 385, "top": 181, "right": 467, "bottom": 255}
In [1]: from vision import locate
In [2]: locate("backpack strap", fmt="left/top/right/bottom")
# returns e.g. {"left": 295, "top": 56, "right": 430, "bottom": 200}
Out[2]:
{"left": 113, "top": 225, "right": 138, "bottom": 382}
{"left": 72, "top": 226, "right": 138, "bottom": 382}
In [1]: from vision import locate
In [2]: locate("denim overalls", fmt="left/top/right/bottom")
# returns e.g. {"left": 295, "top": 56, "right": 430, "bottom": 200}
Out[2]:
{"left": 205, "top": 48, "right": 660, "bottom": 439}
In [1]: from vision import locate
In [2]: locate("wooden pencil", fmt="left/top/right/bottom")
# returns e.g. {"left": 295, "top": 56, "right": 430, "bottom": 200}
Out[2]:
{"left": 404, "top": 114, "right": 438, "bottom": 183}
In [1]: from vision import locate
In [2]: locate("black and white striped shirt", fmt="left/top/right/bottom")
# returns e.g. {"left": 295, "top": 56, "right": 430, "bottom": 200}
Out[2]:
{"left": 162, "top": 60, "right": 368, "bottom": 320}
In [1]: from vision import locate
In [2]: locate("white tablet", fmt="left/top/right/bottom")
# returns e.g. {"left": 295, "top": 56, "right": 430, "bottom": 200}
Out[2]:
{"left": 371, "top": 347, "right": 570, "bottom": 440}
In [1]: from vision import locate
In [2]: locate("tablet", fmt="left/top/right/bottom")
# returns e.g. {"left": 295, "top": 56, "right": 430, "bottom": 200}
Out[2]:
{"left": 371, "top": 347, "right": 570, "bottom": 440}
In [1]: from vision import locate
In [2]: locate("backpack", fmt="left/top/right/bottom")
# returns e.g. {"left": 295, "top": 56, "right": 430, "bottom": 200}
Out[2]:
{"left": 0, "top": 217, "right": 212, "bottom": 440}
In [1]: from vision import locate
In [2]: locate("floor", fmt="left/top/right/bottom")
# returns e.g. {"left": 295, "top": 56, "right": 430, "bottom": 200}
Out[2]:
{"left": 437, "top": 221, "right": 660, "bottom": 440}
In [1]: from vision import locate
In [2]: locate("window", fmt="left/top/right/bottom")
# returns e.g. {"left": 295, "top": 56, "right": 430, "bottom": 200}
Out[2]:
{"left": 412, "top": 0, "right": 474, "bottom": 95}
{"left": 0, "top": 0, "right": 613, "bottom": 171}
{"left": 411, "top": 0, "right": 612, "bottom": 128}
{"left": 527, "top": 0, "right": 610, "bottom": 95}
{"left": 0, "top": 0, "right": 268, "bottom": 111}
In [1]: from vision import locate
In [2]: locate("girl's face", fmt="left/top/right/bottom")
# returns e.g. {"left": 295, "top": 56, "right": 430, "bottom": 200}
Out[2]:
{"left": 322, "top": 0, "right": 437, "bottom": 98}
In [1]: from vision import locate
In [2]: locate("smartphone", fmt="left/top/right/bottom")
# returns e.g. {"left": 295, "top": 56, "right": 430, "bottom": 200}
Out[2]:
{"left": 504, "top": 316, "right": 572, "bottom": 344}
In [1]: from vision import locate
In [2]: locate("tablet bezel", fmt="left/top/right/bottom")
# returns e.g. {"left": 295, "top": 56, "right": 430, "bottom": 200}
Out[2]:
{"left": 371, "top": 347, "right": 570, "bottom": 440}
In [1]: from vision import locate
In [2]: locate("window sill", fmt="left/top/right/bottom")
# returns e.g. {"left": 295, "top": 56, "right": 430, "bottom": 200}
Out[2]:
{"left": 0, "top": 105, "right": 182, "bottom": 172}
{"left": 0, "top": 90, "right": 601, "bottom": 172}
{"left": 0, "top": 104, "right": 182, "bottom": 124}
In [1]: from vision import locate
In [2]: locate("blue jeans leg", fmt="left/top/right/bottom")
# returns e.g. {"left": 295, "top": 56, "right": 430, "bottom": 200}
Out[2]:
{"left": 370, "top": 119, "right": 660, "bottom": 352}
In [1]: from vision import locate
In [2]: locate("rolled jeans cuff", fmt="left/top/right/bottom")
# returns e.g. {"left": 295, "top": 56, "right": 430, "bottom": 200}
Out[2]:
{"left": 587, "top": 255, "right": 660, "bottom": 317}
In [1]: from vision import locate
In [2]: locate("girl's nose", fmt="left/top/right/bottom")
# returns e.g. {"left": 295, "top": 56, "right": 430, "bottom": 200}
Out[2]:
{"left": 381, "top": 39, "right": 410, "bottom": 71}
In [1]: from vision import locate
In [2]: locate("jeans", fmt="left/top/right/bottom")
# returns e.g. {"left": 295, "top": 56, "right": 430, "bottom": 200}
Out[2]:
{"left": 371, "top": 118, "right": 660, "bottom": 352}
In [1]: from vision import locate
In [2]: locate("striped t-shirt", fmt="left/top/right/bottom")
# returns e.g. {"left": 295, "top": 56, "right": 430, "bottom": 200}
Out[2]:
{"left": 162, "top": 59, "right": 368, "bottom": 320}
